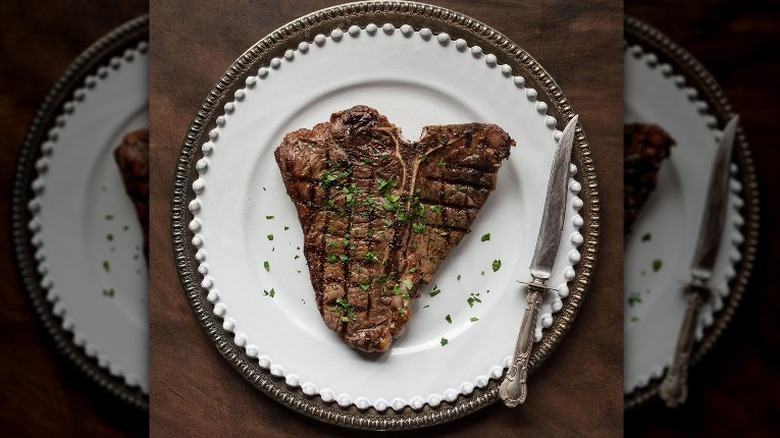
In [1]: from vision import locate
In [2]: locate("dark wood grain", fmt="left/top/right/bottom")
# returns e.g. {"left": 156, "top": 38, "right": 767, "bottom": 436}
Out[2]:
{"left": 149, "top": 1, "right": 623, "bottom": 436}
{"left": 625, "top": 0, "right": 780, "bottom": 435}
{"left": 0, "top": 0, "right": 147, "bottom": 435}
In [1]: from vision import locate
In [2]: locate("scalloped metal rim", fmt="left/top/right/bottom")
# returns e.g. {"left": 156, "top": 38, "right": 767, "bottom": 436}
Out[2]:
{"left": 171, "top": 1, "right": 599, "bottom": 430}
{"left": 623, "top": 16, "right": 760, "bottom": 410}
{"left": 11, "top": 15, "right": 149, "bottom": 411}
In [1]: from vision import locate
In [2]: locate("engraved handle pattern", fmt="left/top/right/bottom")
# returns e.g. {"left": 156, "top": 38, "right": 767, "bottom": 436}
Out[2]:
{"left": 499, "top": 282, "right": 545, "bottom": 407}
{"left": 659, "top": 283, "right": 709, "bottom": 407}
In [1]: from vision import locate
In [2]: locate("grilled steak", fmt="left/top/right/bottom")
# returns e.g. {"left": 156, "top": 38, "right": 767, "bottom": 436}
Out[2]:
{"left": 114, "top": 128, "right": 149, "bottom": 259}
{"left": 275, "top": 106, "right": 514, "bottom": 352}
{"left": 624, "top": 123, "right": 675, "bottom": 233}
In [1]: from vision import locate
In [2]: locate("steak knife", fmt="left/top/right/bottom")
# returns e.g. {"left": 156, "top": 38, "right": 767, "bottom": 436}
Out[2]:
{"left": 499, "top": 114, "right": 578, "bottom": 407}
{"left": 659, "top": 115, "right": 739, "bottom": 407}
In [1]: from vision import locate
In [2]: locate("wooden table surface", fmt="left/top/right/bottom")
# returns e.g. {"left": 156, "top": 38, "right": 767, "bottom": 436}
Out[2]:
{"left": 149, "top": 1, "right": 623, "bottom": 436}
{"left": 625, "top": 1, "right": 780, "bottom": 435}
{"left": 0, "top": 1, "right": 148, "bottom": 435}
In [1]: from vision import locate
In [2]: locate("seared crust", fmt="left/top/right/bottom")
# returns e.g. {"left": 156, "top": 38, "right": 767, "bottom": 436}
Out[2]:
{"left": 624, "top": 123, "right": 675, "bottom": 233}
{"left": 114, "top": 128, "right": 149, "bottom": 259}
{"left": 275, "top": 106, "right": 514, "bottom": 352}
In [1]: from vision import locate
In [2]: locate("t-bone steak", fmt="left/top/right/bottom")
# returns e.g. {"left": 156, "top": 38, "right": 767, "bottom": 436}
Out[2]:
{"left": 275, "top": 106, "right": 515, "bottom": 352}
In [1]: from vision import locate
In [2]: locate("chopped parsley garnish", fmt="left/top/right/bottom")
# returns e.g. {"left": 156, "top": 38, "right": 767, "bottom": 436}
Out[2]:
{"left": 321, "top": 171, "right": 338, "bottom": 187}
{"left": 376, "top": 274, "right": 391, "bottom": 283}
{"left": 430, "top": 205, "right": 442, "bottom": 213}
{"left": 432, "top": 227, "right": 448, "bottom": 237}
{"left": 102, "top": 260, "right": 110, "bottom": 272}
{"left": 332, "top": 297, "right": 356, "bottom": 323}
{"left": 641, "top": 233, "right": 652, "bottom": 242}
{"left": 470, "top": 317, "right": 479, "bottom": 322}
{"left": 106, "top": 234, "right": 114, "bottom": 241}
{"left": 630, "top": 316, "right": 640, "bottom": 323}
{"left": 377, "top": 178, "right": 397, "bottom": 195}
{"left": 105, "top": 214, "right": 114, "bottom": 220}
{"left": 102, "top": 288, "right": 115, "bottom": 298}
{"left": 267, "top": 234, "right": 274, "bottom": 241}
{"left": 492, "top": 259, "right": 502, "bottom": 272}
{"left": 263, "top": 260, "right": 270, "bottom": 272}
{"left": 481, "top": 270, "right": 485, "bottom": 276}
{"left": 652, "top": 259, "right": 663, "bottom": 272}
{"left": 627, "top": 292, "right": 643, "bottom": 307}
{"left": 123, "top": 225, "right": 129, "bottom": 231}
{"left": 294, "top": 255, "right": 300, "bottom": 260}
{"left": 263, "top": 288, "right": 276, "bottom": 298}
{"left": 360, "top": 281, "right": 371, "bottom": 291}
{"left": 440, "top": 337, "right": 448, "bottom": 346}
{"left": 412, "top": 223, "right": 426, "bottom": 234}
{"left": 363, "top": 252, "right": 378, "bottom": 263}
{"left": 457, "top": 274, "right": 461, "bottom": 281}
{"left": 445, "top": 314, "right": 452, "bottom": 324}
{"left": 284, "top": 226, "right": 290, "bottom": 230}
{"left": 481, "top": 233, "right": 491, "bottom": 242}
{"left": 266, "top": 215, "right": 275, "bottom": 220}
{"left": 383, "top": 195, "right": 401, "bottom": 212}
{"left": 339, "top": 254, "right": 350, "bottom": 262}
{"left": 403, "top": 280, "right": 414, "bottom": 291}
{"left": 429, "top": 286, "right": 441, "bottom": 297}
{"left": 397, "top": 308, "right": 407, "bottom": 315}
{"left": 438, "top": 136, "right": 448, "bottom": 145}
{"left": 390, "top": 283, "right": 410, "bottom": 301}
{"left": 467, "top": 293, "right": 482, "bottom": 308}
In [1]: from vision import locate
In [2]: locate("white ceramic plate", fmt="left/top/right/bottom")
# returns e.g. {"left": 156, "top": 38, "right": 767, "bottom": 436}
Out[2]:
{"left": 623, "top": 43, "right": 743, "bottom": 394}
{"left": 29, "top": 42, "right": 149, "bottom": 393}
{"left": 190, "top": 24, "right": 585, "bottom": 411}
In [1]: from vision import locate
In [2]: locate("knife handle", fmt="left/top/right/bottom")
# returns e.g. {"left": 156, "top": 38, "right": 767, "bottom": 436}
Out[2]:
{"left": 499, "top": 282, "right": 545, "bottom": 407}
{"left": 659, "top": 283, "right": 709, "bottom": 407}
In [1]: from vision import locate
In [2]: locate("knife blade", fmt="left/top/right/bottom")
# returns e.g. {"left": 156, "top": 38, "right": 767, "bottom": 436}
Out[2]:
{"left": 531, "top": 115, "right": 579, "bottom": 279}
{"left": 690, "top": 115, "right": 739, "bottom": 280}
{"left": 659, "top": 115, "right": 738, "bottom": 407}
{"left": 499, "top": 114, "right": 578, "bottom": 407}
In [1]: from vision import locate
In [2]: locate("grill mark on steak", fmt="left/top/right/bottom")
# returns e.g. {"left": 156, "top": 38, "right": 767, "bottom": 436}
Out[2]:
{"left": 275, "top": 106, "right": 514, "bottom": 352}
